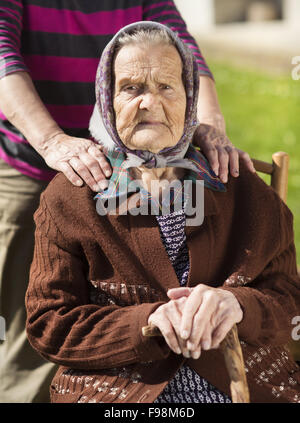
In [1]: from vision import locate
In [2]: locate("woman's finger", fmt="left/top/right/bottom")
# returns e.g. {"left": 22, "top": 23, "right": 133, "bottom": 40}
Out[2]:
{"left": 169, "top": 298, "right": 191, "bottom": 358}
{"left": 179, "top": 285, "right": 207, "bottom": 340}
{"left": 149, "top": 317, "right": 181, "bottom": 355}
{"left": 58, "top": 161, "right": 84, "bottom": 187}
{"left": 77, "top": 151, "right": 109, "bottom": 191}
{"left": 190, "top": 345, "right": 202, "bottom": 360}
{"left": 184, "top": 289, "right": 217, "bottom": 350}
{"left": 210, "top": 317, "right": 236, "bottom": 349}
{"left": 216, "top": 144, "right": 230, "bottom": 183}
{"left": 87, "top": 145, "right": 112, "bottom": 178}
{"left": 148, "top": 300, "right": 184, "bottom": 355}
{"left": 199, "top": 323, "right": 213, "bottom": 351}
{"left": 177, "top": 335, "right": 191, "bottom": 358}
{"left": 167, "top": 287, "right": 192, "bottom": 300}
{"left": 237, "top": 149, "right": 256, "bottom": 173}
{"left": 193, "top": 124, "right": 220, "bottom": 176}
{"left": 225, "top": 146, "right": 240, "bottom": 178}
{"left": 68, "top": 157, "right": 98, "bottom": 191}
{"left": 202, "top": 144, "right": 219, "bottom": 176}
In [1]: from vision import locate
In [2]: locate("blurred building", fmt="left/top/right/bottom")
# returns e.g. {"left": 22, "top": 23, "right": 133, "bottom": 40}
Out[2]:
{"left": 175, "top": 0, "right": 300, "bottom": 74}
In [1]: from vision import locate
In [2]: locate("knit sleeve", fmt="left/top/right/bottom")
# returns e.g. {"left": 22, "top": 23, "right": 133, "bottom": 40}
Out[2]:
{"left": 222, "top": 195, "right": 300, "bottom": 347}
{"left": 0, "top": 0, "right": 29, "bottom": 80}
{"left": 25, "top": 193, "right": 170, "bottom": 370}
{"left": 142, "top": 0, "right": 213, "bottom": 78}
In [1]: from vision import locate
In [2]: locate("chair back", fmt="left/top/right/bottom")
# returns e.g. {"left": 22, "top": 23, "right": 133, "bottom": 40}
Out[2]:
{"left": 252, "top": 151, "right": 289, "bottom": 202}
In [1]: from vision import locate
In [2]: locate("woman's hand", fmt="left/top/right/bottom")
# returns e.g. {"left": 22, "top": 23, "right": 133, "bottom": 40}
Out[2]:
{"left": 195, "top": 76, "right": 255, "bottom": 183}
{"left": 41, "top": 133, "right": 112, "bottom": 191}
{"left": 167, "top": 285, "right": 243, "bottom": 359}
{"left": 193, "top": 123, "right": 256, "bottom": 184}
{"left": 148, "top": 297, "right": 191, "bottom": 357}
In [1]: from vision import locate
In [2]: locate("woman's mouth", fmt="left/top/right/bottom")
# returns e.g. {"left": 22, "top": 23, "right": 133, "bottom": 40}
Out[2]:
{"left": 137, "top": 121, "right": 165, "bottom": 128}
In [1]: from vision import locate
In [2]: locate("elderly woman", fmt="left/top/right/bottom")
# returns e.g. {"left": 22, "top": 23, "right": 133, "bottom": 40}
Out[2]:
{"left": 26, "top": 22, "right": 300, "bottom": 403}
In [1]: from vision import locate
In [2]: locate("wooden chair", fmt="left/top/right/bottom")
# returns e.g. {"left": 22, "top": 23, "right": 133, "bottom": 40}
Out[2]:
{"left": 252, "top": 151, "right": 289, "bottom": 203}
{"left": 142, "top": 151, "right": 299, "bottom": 402}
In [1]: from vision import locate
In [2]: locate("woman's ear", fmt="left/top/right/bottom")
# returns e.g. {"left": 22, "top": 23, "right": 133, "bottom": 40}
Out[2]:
{"left": 89, "top": 105, "right": 116, "bottom": 151}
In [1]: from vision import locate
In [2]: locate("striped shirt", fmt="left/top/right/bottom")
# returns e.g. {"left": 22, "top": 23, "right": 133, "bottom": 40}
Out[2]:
{"left": 0, "top": 0, "right": 212, "bottom": 181}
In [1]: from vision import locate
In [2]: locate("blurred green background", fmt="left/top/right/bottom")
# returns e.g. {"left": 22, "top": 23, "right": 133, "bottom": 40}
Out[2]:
{"left": 208, "top": 60, "right": 300, "bottom": 264}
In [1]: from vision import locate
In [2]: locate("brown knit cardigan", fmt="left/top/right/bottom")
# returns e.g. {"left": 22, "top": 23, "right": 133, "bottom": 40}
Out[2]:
{"left": 25, "top": 161, "right": 300, "bottom": 403}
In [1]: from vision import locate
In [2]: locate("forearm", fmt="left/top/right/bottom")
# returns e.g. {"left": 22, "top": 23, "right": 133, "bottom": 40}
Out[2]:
{"left": 197, "top": 75, "right": 226, "bottom": 133}
{"left": 0, "top": 71, "right": 63, "bottom": 154}
{"left": 28, "top": 301, "right": 167, "bottom": 369}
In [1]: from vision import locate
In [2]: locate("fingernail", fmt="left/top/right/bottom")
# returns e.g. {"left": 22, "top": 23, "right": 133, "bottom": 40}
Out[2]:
{"left": 183, "top": 351, "right": 190, "bottom": 358}
{"left": 202, "top": 341, "right": 210, "bottom": 350}
{"left": 76, "top": 180, "right": 83, "bottom": 186}
{"left": 105, "top": 170, "right": 112, "bottom": 177}
{"left": 98, "top": 180, "right": 109, "bottom": 191}
{"left": 187, "top": 341, "right": 194, "bottom": 350}
{"left": 175, "top": 348, "right": 181, "bottom": 355}
{"left": 192, "top": 351, "right": 201, "bottom": 360}
{"left": 213, "top": 168, "right": 219, "bottom": 176}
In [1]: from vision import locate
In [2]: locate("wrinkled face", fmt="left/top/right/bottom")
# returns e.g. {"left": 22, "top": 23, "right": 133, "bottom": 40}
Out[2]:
{"left": 113, "top": 43, "right": 186, "bottom": 153}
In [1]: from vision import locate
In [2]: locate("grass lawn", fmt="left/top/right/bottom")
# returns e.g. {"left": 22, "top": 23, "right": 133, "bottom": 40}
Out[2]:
{"left": 208, "top": 60, "right": 300, "bottom": 264}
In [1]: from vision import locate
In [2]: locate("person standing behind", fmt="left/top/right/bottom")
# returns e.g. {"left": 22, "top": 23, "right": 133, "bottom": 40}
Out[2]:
{"left": 0, "top": 0, "right": 255, "bottom": 403}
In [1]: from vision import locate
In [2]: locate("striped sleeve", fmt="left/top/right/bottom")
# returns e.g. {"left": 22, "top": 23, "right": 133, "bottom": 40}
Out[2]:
{"left": 142, "top": 0, "right": 213, "bottom": 78}
{"left": 0, "top": 0, "right": 29, "bottom": 79}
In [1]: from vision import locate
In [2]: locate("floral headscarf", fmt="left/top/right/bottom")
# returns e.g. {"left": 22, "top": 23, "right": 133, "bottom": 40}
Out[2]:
{"left": 90, "top": 21, "right": 225, "bottom": 191}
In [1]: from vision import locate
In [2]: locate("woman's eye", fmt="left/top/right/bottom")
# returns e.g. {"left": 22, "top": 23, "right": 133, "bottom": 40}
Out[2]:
{"left": 124, "top": 86, "right": 138, "bottom": 92}
{"left": 162, "top": 85, "right": 171, "bottom": 90}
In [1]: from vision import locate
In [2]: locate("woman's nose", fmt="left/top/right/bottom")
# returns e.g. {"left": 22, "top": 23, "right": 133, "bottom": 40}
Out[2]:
{"left": 139, "top": 91, "right": 159, "bottom": 110}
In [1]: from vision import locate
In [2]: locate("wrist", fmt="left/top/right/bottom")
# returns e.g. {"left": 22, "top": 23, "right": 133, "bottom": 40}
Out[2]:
{"left": 198, "top": 113, "right": 226, "bottom": 134}
{"left": 30, "top": 127, "right": 65, "bottom": 156}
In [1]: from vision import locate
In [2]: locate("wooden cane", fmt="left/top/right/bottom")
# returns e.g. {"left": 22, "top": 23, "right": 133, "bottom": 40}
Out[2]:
{"left": 142, "top": 323, "right": 250, "bottom": 403}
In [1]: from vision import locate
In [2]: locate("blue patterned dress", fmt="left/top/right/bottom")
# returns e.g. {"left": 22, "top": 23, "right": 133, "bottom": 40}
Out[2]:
{"left": 153, "top": 209, "right": 232, "bottom": 403}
